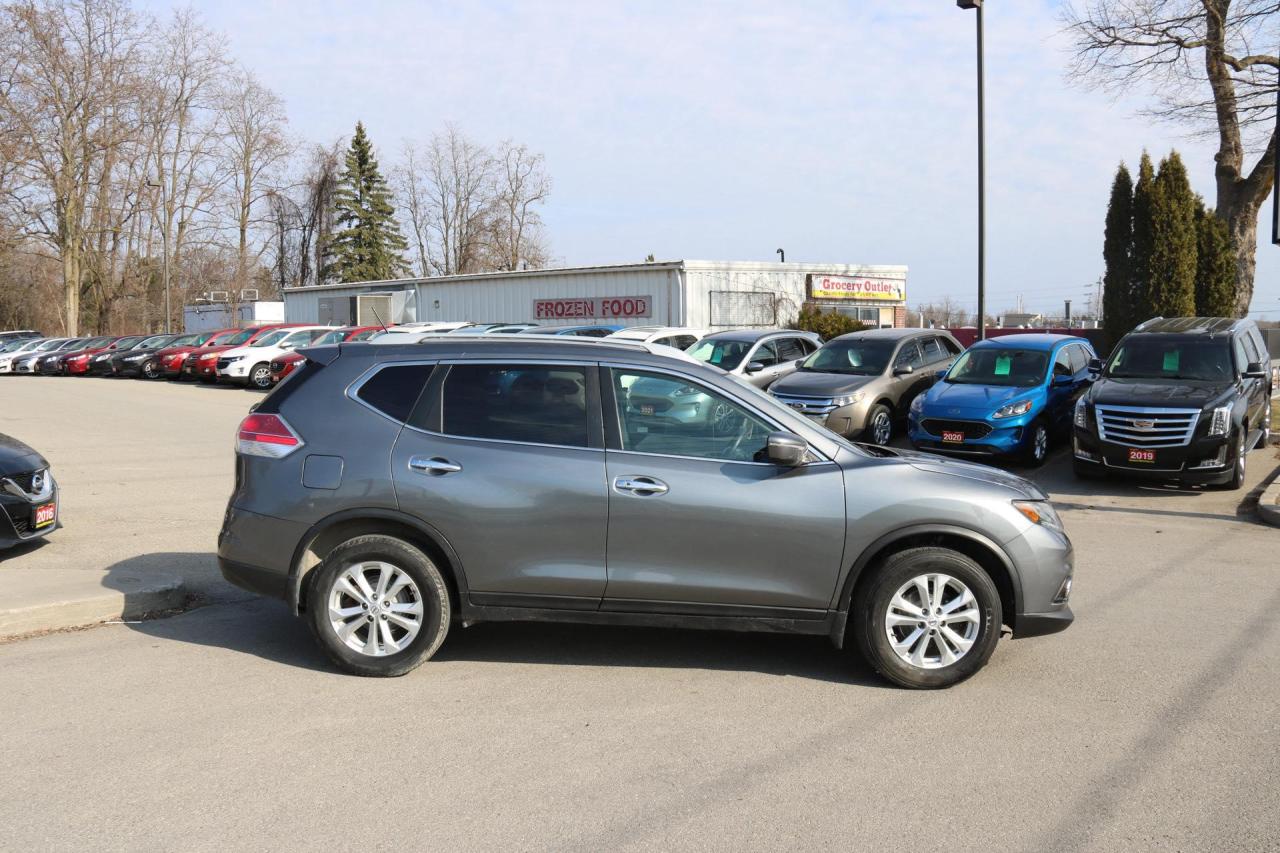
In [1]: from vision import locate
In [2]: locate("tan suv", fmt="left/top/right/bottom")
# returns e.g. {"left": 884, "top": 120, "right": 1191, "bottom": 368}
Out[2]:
{"left": 768, "top": 328, "right": 962, "bottom": 444}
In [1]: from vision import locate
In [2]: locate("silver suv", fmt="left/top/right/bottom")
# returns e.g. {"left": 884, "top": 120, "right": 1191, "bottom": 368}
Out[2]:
{"left": 687, "top": 329, "right": 822, "bottom": 388}
{"left": 769, "top": 329, "right": 962, "bottom": 444}
{"left": 218, "top": 335, "right": 1074, "bottom": 688}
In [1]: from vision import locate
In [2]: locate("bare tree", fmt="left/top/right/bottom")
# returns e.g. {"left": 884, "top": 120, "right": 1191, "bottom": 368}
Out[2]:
{"left": 394, "top": 142, "right": 434, "bottom": 278}
{"left": 1062, "top": 0, "right": 1278, "bottom": 315}
{"left": 487, "top": 141, "right": 551, "bottom": 271}
{"left": 420, "top": 126, "right": 496, "bottom": 276}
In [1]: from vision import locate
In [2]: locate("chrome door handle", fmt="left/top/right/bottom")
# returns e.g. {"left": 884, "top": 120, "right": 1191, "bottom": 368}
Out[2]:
{"left": 409, "top": 456, "right": 462, "bottom": 475}
{"left": 612, "top": 475, "right": 669, "bottom": 496}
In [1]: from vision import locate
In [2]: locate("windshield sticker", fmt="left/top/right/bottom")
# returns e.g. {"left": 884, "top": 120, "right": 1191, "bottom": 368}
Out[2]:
{"left": 1162, "top": 351, "right": 1179, "bottom": 372}
{"left": 994, "top": 354, "right": 1012, "bottom": 376}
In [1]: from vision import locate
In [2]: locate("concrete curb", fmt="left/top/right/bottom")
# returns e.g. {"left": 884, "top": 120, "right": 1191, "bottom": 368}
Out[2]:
{"left": 1259, "top": 478, "right": 1280, "bottom": 528}
{"left": 0, "top": 569, "right": 186, "bottom": 638}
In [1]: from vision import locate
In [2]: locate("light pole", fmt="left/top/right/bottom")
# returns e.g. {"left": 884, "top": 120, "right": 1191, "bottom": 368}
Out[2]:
{"left": 957, "top": 0, "right": 985, "bottom": 339}
{"left": 776, "top": 248, "right": 785, "bottom": 263}
{"left": 146, "top": 178, "right": 171, "bottom": 333}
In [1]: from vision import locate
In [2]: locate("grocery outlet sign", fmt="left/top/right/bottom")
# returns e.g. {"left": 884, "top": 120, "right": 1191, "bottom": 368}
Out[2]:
{"left": 807, "top": 274, "right": 905, "bottom": 302}
{"left": 533, "top": 296, "right": 652, "bottom": 319}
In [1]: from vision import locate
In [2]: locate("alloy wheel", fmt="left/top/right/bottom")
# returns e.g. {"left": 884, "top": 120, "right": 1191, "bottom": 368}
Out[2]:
{"left": 327, "top": 561, "right": 424, "bottom": 657}
{"left": 884, "top": 573, "right": 980, "bottom": 669}
{"left": 251, "top": 365, "right": 272, "bottom": 389}
{"left": 871, "top": 410, "right": 892, "bottom": 445}
{"left": 142, "top": 360, "right": 158, "bottom": 379}
{"left": 1032, "top": 425, "right": 1048, "bottom": 461}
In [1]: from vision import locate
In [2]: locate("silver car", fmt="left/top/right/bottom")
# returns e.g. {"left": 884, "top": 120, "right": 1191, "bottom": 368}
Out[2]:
{"left": 218, "top": 335, "right": 1074, "bottom": 689}
{"left": 687, "top": 329, "right": 822, "bottom": 388}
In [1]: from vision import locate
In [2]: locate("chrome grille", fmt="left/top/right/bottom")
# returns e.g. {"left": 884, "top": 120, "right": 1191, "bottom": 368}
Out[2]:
{"left": 1095, "top": 405, "right": 1199, "bottom": 448}
{"left": 770, "top": 393, "right": 836, "bottom": 416}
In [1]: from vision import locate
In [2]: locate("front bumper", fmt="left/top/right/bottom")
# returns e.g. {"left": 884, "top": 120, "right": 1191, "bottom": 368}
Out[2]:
{"left": 1003, "top": 520, "right": 1075, "bottom": 638}
{"left": 0, "top": 479, "right": 60, "bottom": 550}
{"left": 1072, "top": 426, "right": 1233, "bottom": 484}
{"left": 216, "top": 360, "right": 250, "bottom": 382}
{"left": 908, "top": 410, "right": 1034, "bottom": 457}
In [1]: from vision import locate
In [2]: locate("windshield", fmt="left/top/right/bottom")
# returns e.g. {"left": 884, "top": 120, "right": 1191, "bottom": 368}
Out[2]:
{"left": 169, "top": 334, "right": 199, "bottom": 347}
{"left": 137, "top": 335, "right": 171, "bottom": 349}
{"left": 1, "top": 339, "right": 29, "bottom": 352}
{"left": 945, "top": 348, "right": 1049, "bottom": 387}
{"left": 799, "top": 339, "right": 895, "bottom": 376}
{"left": 687, "top": 339, "right": 753, "bottom": 371}
{"left": 1106, "top": 336, "right": 1234, "bottom": 382}
{"left": 218, "top": 330, "right": 253, "bottom": 346}
{"left": 114, "top": 336, "right": 146, "bottom": 349}
{"left": 315, "top": 330, "right": 346, "bottom": 345}
{"left": 37, "top": 339, "right": 65, "bottom": 351}
{"left": 252, "top": 330, "right": 289, "bottom": 347}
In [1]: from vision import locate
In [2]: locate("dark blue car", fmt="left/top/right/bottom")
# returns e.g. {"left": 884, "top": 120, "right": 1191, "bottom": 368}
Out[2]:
{"left": 908, "top": 334, "right": 1097, "bottom": 466}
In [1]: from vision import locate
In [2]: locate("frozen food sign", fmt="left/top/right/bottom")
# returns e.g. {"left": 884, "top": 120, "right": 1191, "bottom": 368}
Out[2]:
{"left": 533, "top": 296, "right": 652, "bottom": 319}
{"left": 808, "top": 274, "right": 905, "bottom": 302}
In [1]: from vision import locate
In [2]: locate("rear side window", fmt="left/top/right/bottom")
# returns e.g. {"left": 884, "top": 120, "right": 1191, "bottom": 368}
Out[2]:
{"left": 356, "top": 364, "right": 435, "bottom": 423}
{"left": 1067, "top": 344, "right": 1089, "bottom": 373}
{"left": 894, "top": 341, "right": 924, "bottom": 369}
{"left": 776, "top": 337, "right": 806, "bottom": 361}
{"left": 920, "top": 337, "right": 945, "bottom": 362}
{"left": 1239, "top": 333, "right": 1261, "bottom": 366}
{"left": 752, "top": 341, "right": 781, "bottom": 367}
{"left": 939, "top": 336, "right": 962, "bottom": 355}
{"left": 441, "top": 364, "right": 590, "bottom": 448}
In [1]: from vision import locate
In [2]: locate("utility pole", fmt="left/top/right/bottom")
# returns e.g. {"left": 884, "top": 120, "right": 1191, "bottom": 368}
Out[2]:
{"left": 146, "top": 178, "right": 171, "bottom": 333}
{"left": 957, "top": 0, "right": 986, "bottom": 339}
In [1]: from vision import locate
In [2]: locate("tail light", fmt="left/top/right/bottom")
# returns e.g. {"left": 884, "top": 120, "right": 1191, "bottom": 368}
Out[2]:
{"left": 236, "top": 413, "right": 304, "bottom": 458}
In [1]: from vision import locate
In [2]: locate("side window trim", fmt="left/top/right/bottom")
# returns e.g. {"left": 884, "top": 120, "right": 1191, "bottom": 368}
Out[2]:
{"left": 346, "top": 360, "right": 439, "bottom": 426}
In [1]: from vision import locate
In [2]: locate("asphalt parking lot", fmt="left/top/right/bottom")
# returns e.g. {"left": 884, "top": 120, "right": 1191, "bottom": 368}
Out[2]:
{"left": 3, "top": 376, "right": 1279, "bottom": 851}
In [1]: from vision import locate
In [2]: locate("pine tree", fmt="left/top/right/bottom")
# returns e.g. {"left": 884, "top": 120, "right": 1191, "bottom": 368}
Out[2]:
{"left": 1194, "top": 200, "right": 1237, "bottom": 317}
{"left": 1146, "top": 151, "right": 1197, "bottom": 317}
{"left": 322, "top": 122, "right": 408, "bottom": 283}
{"left": 1129, "top": 151, "right": 1157, "bottom": 326}
{"left": 1102, "top": 162, "right": 1134, "bottom": 344}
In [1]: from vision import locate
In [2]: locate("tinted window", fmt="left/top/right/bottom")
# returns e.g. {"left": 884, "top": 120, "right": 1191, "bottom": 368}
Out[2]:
{"left": 1240, "top": 333, "right": 1261, "bottom": 366}
{"left": 575, "top": 328, "right": 613, "bottom": 338}
{"left": 356, "top": 364, "right": 435, "bottom": 423}
{"left": 939, "top": 336, "right": 962, "bottom": 355}
{"left": 920, "top": 337, "right": 945, "bottom": 362}
{"left": 752, "top": 341, "right": 781, "bottom": 367}
{"left": 894, "top": 341, "right": 925, "bottom": 370}
{"left": 442, "top": 364, "right": 589, "bottom": 448}
{"left": 669, "top": 334, "right": 697, "bottom": 350}
{"left": 776, "top": 337, "right": 806, "bottom": 361}
{"left": 612, "top": 370, "right": 774, "bottom": 463}
{"left": 799, "top": 337, "right": 820, "bottom": 354}
{"left": 1106, "top": 336, "right": 1233, "bottom": 382}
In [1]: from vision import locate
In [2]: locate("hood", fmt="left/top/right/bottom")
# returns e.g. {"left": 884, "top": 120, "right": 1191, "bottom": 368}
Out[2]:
{"left": 770, "top": 370, "right": 879, "bottom": 396}
{"left": 1087, "top": 377, "right": 1233, "bottom": 408}
{"left": 0, "top": 433, "right": 48, "bottom": 477}
{"left": 871, "top": 445, "right": 1045, "bottom": 499}
{"left": 924, "top": 381, "right": 1037, "bottom": 415}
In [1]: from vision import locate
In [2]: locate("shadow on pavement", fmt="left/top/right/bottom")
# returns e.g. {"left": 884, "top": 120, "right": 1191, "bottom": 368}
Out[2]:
{"left": 111, "top": 551, "right": 886, "bottom": 685}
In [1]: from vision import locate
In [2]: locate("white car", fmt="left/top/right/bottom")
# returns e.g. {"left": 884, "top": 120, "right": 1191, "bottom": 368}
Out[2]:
{"left": 0, "top": 338, "right": 49, "bottom": 374}
{"left": 215, "top": 326, "right": 333, "bottom": 389}
{"left": 604, "top": 325, "right": 707, "bottom": 350}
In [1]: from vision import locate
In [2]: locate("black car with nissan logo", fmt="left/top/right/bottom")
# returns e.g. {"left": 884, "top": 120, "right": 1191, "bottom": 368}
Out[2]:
{"left": 1072, "top": 317, "right": 1272, "bottom": 489}
{"left": 0, "top": 433, "right": 59, "bottom": 549}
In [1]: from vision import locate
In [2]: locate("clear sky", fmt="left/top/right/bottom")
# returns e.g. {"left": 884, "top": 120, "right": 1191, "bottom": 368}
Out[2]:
{"left": 143, "top": 0, "right": 1279, "bottom": 320}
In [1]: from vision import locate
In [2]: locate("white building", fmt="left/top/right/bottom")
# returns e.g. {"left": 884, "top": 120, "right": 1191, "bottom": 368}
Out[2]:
{"left": 279, "top": 260, "right": 908, "bottom": 330}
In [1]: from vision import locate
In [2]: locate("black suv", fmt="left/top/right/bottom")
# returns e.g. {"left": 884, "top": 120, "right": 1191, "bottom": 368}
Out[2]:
{"left": 1072, "top": 317, "right": 1272, "bottom": 489}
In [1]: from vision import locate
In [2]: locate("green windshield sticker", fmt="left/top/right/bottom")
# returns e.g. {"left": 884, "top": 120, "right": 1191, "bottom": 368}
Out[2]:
{"left": 994, "top": 354, "right": 1012, "bottom": 375}
{"left": 1162, "top": 350, "right": 1179, "bottom": 372}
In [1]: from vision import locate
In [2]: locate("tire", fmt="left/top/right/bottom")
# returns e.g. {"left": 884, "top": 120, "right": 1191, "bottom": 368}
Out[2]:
{"left": 248, "top": 361, "right": 272, "bottom": 391}
{"left": 141, "top": 359, "right": 160, "bottom": 380}
{"left": 851, "top": 546, "right": 1001, "bottom": 689}
{"left": 1225, "top": 433, "right": 1247, "bottom": 490}
{"left": 1023, "top": 419, "right": 1050, "bottom": 468}
{"left": 866, "top": 403, "right": 893, "bottom": 446}
{"left": 307, "top": 535, "right": 451, "bottom": 677}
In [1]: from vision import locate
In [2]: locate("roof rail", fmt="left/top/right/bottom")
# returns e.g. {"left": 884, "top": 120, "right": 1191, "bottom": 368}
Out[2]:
{"left": 1132, "top": 316, "right": 1164, "bottom": 332}
{"left": 368, "top": 330, "right": 704, "bottom": 363}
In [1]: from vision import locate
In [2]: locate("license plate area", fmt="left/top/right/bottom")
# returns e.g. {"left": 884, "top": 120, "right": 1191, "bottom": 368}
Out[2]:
{"left": 33, "top": 502, "right": 55, "bottom": 528}
{"left": 1127, "top": 448, "right": 1156, "bottom": 463}
{"left": 942, "top": 430, "right": 965, "bottom": 443}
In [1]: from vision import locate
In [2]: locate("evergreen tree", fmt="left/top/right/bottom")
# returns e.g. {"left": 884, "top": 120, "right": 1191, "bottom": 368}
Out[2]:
{"left": 322, "top": 122, "right": 408, "bottom": 283}
{"left": 1146, "top": 151, "right": 1197, "bottom": 317}
{"left": 1102, "top": 162, "right": 1134, "bottom": 344}
{"left": 1128, "top": 151, "right": 1157, "bottom": 326}
{"left": 1194, "top": 200, "right": 1237, "bottom": 317}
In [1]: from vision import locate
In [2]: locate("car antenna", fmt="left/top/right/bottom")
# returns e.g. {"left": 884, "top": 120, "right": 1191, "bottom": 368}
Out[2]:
{"left": 368, "top": 305, "right": 388, "bottom": 332}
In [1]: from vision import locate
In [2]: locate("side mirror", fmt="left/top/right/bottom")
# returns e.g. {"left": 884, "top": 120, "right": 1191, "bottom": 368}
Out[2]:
{"left": 280, "top": 343, "right": 295, "bottom": 350}
{"left": 1087, "top": 358, "right": 1103, "bottom": 374}
{"left": 766, "top": 431, "right": 808, "bottom": 466}
{"left": 745, "top": 361, "right": 765, "bottom": 374}
{"left": 1052, "top": 374, "right": 1073, "bottom": 386}
{"left": 894, "top": 364, "right": 914, "bottom": 376}
{"left": 935, "top": 368, "right": 949, "bottom": 380}
{"left": 1244, "top": 361, "right": 1266, "bottom": 379}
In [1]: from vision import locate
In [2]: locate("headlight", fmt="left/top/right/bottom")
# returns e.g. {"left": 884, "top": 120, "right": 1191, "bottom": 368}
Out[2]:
{"left": 200, "top": 353, "right": 218, "bottom": 361}
{"left": 1012, "top": 499, "right": 1064, "bottom": 532}
{"left": 993, "top": 399, "right": 1034, "bottom": 419}
{"left": 125, "top": 354, "right": 147, "bottom": 361}
{"left": 1207, "top": 405, "right": 1231, "bottom": 437}
{"left": 910, "top": 394, "right": 925, "bottom": 413}
{"left": 831, "top": 392, "right": 864, "bottom": 407}
{"left": 225, "top": 355, "right": 243, "bottom": 364}
{"left": 1073, "top": 397, "right": 1088, "bottom": 428}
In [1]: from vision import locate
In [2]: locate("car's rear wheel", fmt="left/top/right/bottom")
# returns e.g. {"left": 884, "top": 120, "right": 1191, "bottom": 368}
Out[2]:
{"left": 1023, "top": 420, "right": 1049, "bottom": 467}
{"left": 307, "top": 535, "right": 450, "bottom": 677}
{"left": 852, "top": 547, "right": 1001, "bottom": 689}
{"left": 248, "top": 361, "right": 272, "bottom": 390}
{"left": 866, "top": 403, "right": 893, "bottom": 445}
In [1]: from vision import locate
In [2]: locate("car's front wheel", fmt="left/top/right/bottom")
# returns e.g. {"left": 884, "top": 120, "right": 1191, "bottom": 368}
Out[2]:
{"left": 852, "top": 547, "right": 1001, "bottom": 689}
{"left": 141, "top": 359, "right": 160, "bottom": 380}
{"left": 866, "top": 403, "right": 893, "bottom": 445}
{"left": 1023, "top": 419, "right": 1050, "bottom": 468}
{"left": 307, "top": 535, "right": 451, "bottom": 677}
{"left": 248, "top": 361, "right": 272, "bottom": 390}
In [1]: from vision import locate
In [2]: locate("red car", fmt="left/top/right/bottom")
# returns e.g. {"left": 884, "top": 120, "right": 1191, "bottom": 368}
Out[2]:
{"left": 267, "top": 325, "right": 386, "bottom": 385}
{"left": 182, "top": 324, "right": 305, "bottom": 383}
{"left": 152, "top": 330, "right": 228, "bottom": 380}
{"left": 60, "top": 336, "right": 128, "bottom": 375}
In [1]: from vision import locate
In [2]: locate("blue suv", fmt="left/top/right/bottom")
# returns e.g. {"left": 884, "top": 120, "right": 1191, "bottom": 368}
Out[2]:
{"left": 908, "top": 334, "right": 1097, "bottom": 466}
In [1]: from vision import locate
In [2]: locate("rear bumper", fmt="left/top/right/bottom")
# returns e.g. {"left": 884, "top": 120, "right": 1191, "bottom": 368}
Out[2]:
{"left": 219, "top": 558, "right": 290, "bottom": 599}
{"left": 217, "top": 505, "right": 307, "bottom": 603}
